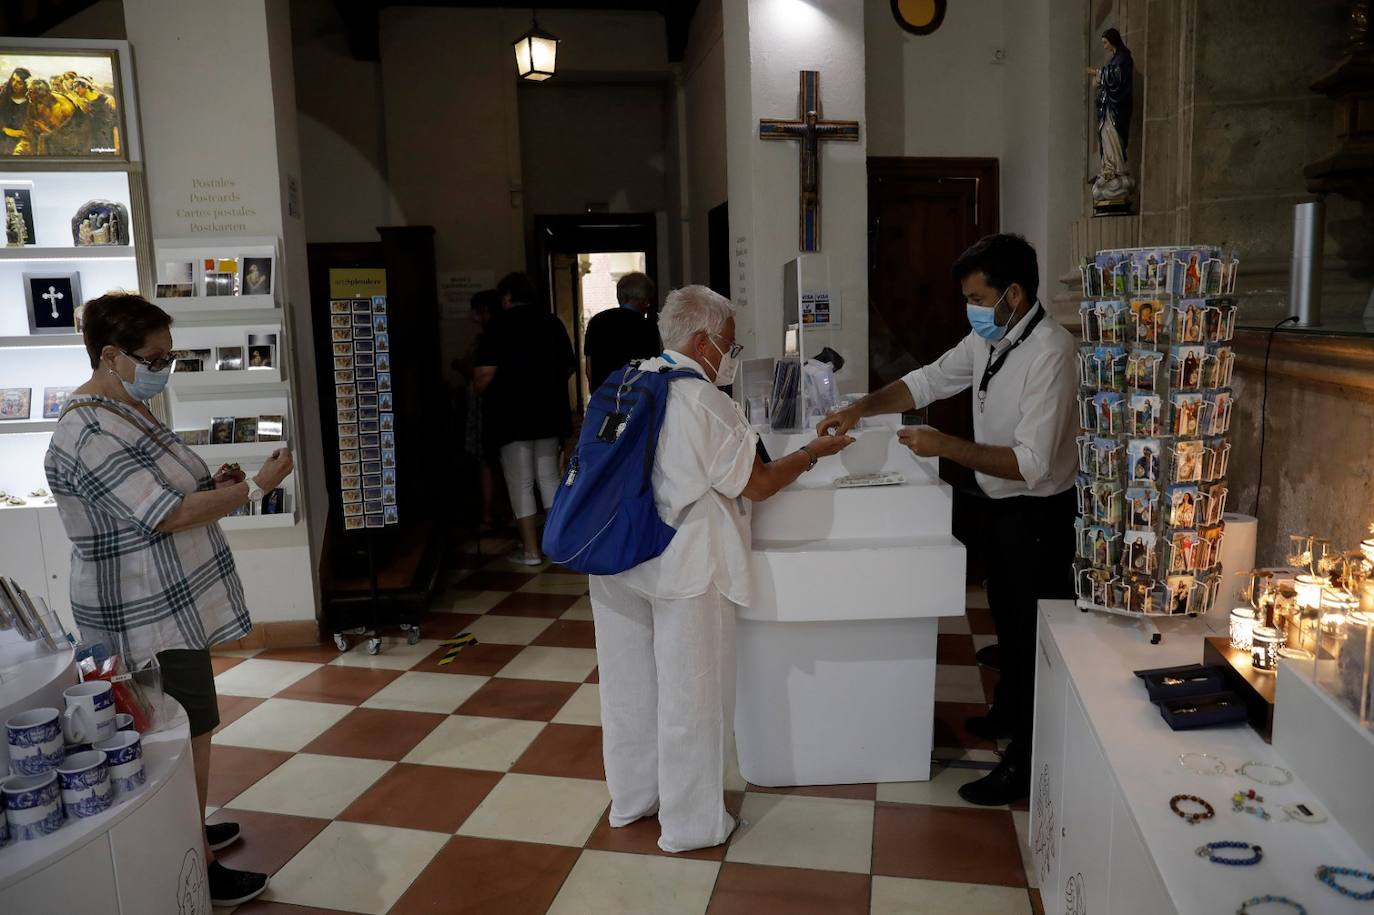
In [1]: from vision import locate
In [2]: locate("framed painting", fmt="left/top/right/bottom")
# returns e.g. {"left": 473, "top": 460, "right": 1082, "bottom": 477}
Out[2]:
{"left": 0, "top": 46, "right": 127, "bottom": 160}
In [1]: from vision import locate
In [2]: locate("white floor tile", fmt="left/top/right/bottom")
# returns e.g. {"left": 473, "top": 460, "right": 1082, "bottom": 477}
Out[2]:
{"left": 360, "top": 671, "right": 488, "bottom": 714}
{"left": 227, "top": 753, "right": 392, "bottom": 819}
{"left": 937, "top": 615, "right": 971, "bottom": 635}
{"left": 547, "top": 849, "right": 718, "bottom": 915}
{"left": 870, "top": 876, "right": 1031, "bottom": 915}
{"left": 935, "top": 664, "right": 987, "bottom": 704}
{"left": 457, "top": 773, "right": 609, "bottom": 847}
{"left": 212, "top": 698, "right": 352, "bottom": 752}
{"left": 519, "top": 575, "right": 590, "bottom": 596}
{"left": 464, "top": 614, "right": 554, "bottom": 646}
{"left": 264, "top": 820, "right": 447, "bottom": 914}
{"left": 561, "top": 596, "right": 594, "bottom": 621}
{"left": 875, "top": 763, "right": 1003, "bottom": 809}
{"left": 551, "top": 683, "right": 601, "bottom": 726}
{"left": 213, "top": 658, "right": 321, "bottom": 698}
{"left": 437, "top": 590, "right": 509, "bottom": 615}
{"left": 726, "top": 794, "right": 873, "bottom": 874}
{"left": 401, "top": 714, "right": 544, "bottom": 771}
{"left": 331, "top": 637, "right": 443, "bottom": 671}
{"left": 212, "top": 648, "right": 262, "bottom": 659}
{"left": 495, "top": 646, "right": 599, "bottom": 683}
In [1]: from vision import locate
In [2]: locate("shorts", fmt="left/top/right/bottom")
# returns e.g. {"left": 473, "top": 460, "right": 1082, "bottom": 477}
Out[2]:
{"left": 156, "top": 648, "right": 221, "bottom": 738}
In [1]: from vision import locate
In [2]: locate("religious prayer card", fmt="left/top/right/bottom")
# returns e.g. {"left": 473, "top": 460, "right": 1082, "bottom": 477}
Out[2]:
{"left": 327, "top": 290, "right": 397, "bottom": 531}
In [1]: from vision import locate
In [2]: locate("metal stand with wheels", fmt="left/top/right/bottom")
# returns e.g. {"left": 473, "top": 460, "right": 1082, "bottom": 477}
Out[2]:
{"left": 331, "top": 528, "right": 416, "bottom": 655}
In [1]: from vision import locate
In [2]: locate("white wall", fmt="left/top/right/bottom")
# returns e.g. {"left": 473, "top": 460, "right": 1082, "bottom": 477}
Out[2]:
{"left": 682, "top": 0, "right": 728, "bottom": 286}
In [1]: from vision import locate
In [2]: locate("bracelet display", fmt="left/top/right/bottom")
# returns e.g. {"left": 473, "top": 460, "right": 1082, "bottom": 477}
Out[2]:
{"left": 1178, "top": 752, "right": 1228, "bottom": 776}
{"left": 1232, "top": 789, "right": 1271, "bottom": 821}
{"left": 1170, "top": 794, "right": 1215, "bottom": 825}
{"left": 1237, "top": 895, "right": 1306, "bottom": 914}
{"left": 1197, "top": 840, "right": 1263, "bottom": 866}
{"left": 1237, "top": 761, "right": 1293, "bottom": 787}
{"left": 1315, "top": 865, "right": 1374, "bottom": 901}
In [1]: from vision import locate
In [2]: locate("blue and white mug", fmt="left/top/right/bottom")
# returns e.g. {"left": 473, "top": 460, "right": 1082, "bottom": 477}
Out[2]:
{"left": 1, "top": 771, "right": 64, "bottom": 841}
{"left": 0, "top": 799, "right": 8, "bottom": 845}
{"left": 56, "top": 750, "right": 112, "bottom": 819}
{"left": 94, "top": 731, "right": 145, "bottom": 797}
{"left": 6, "top": 708, "right": 64, "bottom": 777}
{"left": 115, "top": 713, "right": 135, "bottom": 733}
{"left": 61, "top": 681, "right": 116, "bottom": 745}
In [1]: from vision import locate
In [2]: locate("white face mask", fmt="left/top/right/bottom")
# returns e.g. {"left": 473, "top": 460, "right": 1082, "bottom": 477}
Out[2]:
{"left": 708, "top": 336, "right": 738, "bottom": 388}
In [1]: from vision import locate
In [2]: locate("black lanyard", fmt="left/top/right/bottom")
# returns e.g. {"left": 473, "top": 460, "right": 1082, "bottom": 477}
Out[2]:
{"left": 977, "top": 305, "right": 1045, "bottom": 414}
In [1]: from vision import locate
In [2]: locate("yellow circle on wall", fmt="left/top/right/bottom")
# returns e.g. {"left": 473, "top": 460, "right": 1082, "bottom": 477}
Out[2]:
{"left": 891, "top": 0, "right": 947, "bottom": 35}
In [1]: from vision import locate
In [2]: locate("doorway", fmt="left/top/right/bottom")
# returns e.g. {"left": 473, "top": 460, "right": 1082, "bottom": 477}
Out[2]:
{"left": 533, "top": 213, "right": 657, "bottom": 412}
{"left": 867, "top": 156, "right": 999, "bottom": 491}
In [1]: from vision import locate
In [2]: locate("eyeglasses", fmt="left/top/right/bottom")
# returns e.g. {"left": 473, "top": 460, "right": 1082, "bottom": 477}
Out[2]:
{"left": 122, "top": 349, "right": 176, "bottom": 372}
{"left": 710, "top": 334, "right": 744, "bottom": 358}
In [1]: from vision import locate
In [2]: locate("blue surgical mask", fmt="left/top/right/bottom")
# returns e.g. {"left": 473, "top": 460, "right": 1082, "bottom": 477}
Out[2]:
{"left": 118, "top": 360, "right": 172, "bottom": 402}
{"left": 966, "top": 289, "right": 1010, "bottom": 341}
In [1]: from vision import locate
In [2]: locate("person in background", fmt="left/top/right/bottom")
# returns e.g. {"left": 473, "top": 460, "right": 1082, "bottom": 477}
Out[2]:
{"left": 43, "top": 293, "right": 295, "bottom": 907}
{"left": 593, "top": 285, "right": 853, "bottom": 853}
{"left": 457, "top": 288, "right": 502, "bottom": 529}
{"left": 818, "top": 234, "right": 1078, "bottom": 806}
{"left": 474, "top": 272, "right": 576, "bottom": 565}
{"left": 584, "top": 271, "right": 662, "bottom": 391}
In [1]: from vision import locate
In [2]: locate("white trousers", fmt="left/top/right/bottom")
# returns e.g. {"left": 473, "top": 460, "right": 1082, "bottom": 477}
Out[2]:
{"left": 590, "top": 574, "right": 737, "bottom": 853}
{"left": 499, "top": 437, "right": 560, "bottom": 520}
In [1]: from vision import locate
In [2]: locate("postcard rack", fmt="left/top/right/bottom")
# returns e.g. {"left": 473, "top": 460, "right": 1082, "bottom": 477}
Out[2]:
{"left": 1072, "top": 244, "right": 1241, "bottom": 619}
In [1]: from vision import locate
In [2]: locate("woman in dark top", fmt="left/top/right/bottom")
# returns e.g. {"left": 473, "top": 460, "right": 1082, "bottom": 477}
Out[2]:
{"left": 474, "top": 272, "right": 577, "bottom": 565}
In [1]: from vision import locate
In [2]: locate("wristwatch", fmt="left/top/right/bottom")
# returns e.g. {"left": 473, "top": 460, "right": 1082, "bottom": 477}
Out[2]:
{"left": 246, "top": 480, "right": 265, "bottom": 504}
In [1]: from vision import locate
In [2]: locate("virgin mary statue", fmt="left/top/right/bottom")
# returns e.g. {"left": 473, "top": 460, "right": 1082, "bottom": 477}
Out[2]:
{"left": 1091, "top": 28, "right": 1135, "bottom": 214}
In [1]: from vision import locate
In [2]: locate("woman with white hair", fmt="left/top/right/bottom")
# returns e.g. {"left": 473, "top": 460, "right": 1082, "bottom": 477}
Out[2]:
{"left": 592, "top": 284, "right": 853, "bottom": 853}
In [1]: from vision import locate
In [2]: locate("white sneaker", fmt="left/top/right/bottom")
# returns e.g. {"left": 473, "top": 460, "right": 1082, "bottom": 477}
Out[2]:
{"left": 507, "top": 549, "right": 543, "bottom": 567}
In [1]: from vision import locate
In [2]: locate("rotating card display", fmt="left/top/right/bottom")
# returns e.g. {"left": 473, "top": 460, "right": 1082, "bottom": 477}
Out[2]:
{"left": 330, "top": 295, "right": 398, "bottom": 531}
{"left": 1073, "top": 245, "right": 1240, "bottom": 618}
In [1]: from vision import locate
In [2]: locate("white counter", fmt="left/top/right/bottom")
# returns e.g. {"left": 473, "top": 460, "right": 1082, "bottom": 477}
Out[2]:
{"left": 1031, "top": 599, "right": 1374, "bottom": 915}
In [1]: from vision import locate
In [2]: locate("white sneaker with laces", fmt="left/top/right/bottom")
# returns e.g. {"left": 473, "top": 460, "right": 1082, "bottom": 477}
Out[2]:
{"left": 507, "top": 549, "right": 543, "bottom": 567}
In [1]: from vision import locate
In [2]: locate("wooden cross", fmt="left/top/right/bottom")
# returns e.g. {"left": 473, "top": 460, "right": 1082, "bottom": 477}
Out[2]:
{"left": 42, "top": 285, "right": 64, "bottom": 318}
{"left": 759, "top": 70, "right": 860, "bottom": 252}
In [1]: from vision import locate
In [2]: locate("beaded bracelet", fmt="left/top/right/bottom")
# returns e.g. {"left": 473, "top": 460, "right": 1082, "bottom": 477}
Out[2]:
{"left": 1197, "top": 841, "right": 1263, "bottom": 866}
{"left": 1232, "top": 790, "right": 1271, "bottom": 821}
{"left": 1179, "top": 752, "right": 1227, "bottom": 776}
{"left": 1315, "top": 865, "right": 1374, "bottom": 901}
{"left": 1237, "top": 761, "right": 1293, "bottom": 787}
{"left": 1237, "top": 895, "right": 1306, "bottom": 914}
{"left": 1170, "top": 794, "right": 1215, "bottom": 825}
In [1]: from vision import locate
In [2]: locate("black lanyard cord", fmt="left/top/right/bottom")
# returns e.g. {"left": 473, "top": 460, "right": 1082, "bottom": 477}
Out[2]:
{"left": 977, "top": 304, "right": 1045, "bottom": 413}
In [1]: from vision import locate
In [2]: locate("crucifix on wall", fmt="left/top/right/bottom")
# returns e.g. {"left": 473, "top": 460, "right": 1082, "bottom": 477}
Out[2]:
{"left": 759, "top": 70, "right": 860, "bottom": 252}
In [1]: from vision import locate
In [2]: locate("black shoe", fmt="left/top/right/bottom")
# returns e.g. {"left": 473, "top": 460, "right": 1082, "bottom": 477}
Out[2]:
{"left": 974, "top": 643, "right": 1001, "bottom": 671}
{"left": 206, "top": 821, "right": 241, "bottom": 852}
{"left": 964, "top": 709, "right": 1015, "bottom": 741}
{"left": 208, "top": 860, "right": 269, "bottom": 907}
{"left": 957, "top": 757, "right": 1029, "bottom": 806}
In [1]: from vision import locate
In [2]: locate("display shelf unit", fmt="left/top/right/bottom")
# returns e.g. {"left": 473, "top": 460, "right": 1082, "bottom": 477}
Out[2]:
{"left": 0, "top": 420, "right": 58, "bottom": 436}
{"left": 220, "top": 511, "right": 297, "bottom": 532}
{"left": 0, "top": 246, "right": 136, "bottom": 261}
{"left": 0, "top": 334, "right": 83, "bottom": 349}
{"left": 153, "top": 292, "right": 276, "bottom": 315}
{"left": 167, "top": 367, "right": 284, "bottom": 391}
{"left": 189, "top": 441, "right": 283, "bottom": 462}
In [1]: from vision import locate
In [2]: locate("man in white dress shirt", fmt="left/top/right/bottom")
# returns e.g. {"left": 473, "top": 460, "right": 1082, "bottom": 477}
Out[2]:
{"left": 819, "top": 234, "right": 1078, "bottom": 806}
{"left": 592, "top": 285, "right": 853, "bottom": 852}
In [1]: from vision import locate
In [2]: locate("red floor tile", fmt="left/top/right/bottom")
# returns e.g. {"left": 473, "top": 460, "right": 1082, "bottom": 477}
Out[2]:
{"left": 510, "top": 723, "right": 605, "bottom": 781}
{"left": 414, "top": 611, "right": 480, "bottom": 639}
{"left": 255, "top": 644, "right": 342, "bottom": 664}
{"left": 460, "top": 571, "right": 540, "bottom": 592}
{"left": 412, "top": 642, "right": 524, "bottom": 676}
{"left": 708, "top": 862, "right": 871, "bottom": 915}
{"left": 932, "top": 702, "right": 997, "bottom": 750}
{"left": 234, "top": 903, "right": 352, "bottom": 915}
{"left": 389, "top": 835, "right": 580, "bottom": 915}
{"left": 529, "top": 619, "right": 597, "bottom": 649}
{"left": 457, "top": 678, "right": 580, "bottom": 721}
{"left": 937, "top": 633, "right": 978, "bottom": 666}
{"left": 300, "top": 707, "right": 446, "bottom": 761}
{"left": 214, "top": 694, "right": 264, "bottom": 735}
{"left": 1030, "top": 887, "right": 1046, "bottom": 915}
{"left": 338, "top": 763, "right": 501, "bottom": 833}
{"left": 207, "top": 808, "right": 330, "bottom": 876}
{"left": 490, "top": 592, "right": 581, "bottom": 619}
{"left": 872, "top": 802, "right": 1026, "bottom": 887}
{"left": 585, "top": 667, "right": 599, "bottom": 684}
{"left": 208, "top": 746, "right": 292, "bottom": 807}
{"left": 967, "top": 607, "right": 997, "bottom": 635}
{"left": 744, "top": 782, "right": 877, "bottom": 801}
{"left": 276, "top": 666, "right": 401, "bottom": 705}
{"left": 211, "top": 655, "right": 245, "bottom": 675}
{"left": 584, "top": 791, "right": 744, "bottom": 861}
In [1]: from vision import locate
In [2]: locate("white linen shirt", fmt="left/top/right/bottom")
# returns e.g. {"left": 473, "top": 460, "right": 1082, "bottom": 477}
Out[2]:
{"left": 614, "top": 351, "right": 759, "bottom": 606}
{"left": 901, "top": 304, "right": 1079, "bottom": 499}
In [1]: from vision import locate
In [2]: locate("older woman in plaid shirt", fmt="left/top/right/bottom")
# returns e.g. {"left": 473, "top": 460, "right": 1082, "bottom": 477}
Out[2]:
{"left": 44, "top": 293, "right": 293, "bottom": 907}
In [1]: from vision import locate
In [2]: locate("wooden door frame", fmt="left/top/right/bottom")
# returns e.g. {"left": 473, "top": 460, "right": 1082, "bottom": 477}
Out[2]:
{"left": 867, "top": 156, "right": 999, "bottom": 234}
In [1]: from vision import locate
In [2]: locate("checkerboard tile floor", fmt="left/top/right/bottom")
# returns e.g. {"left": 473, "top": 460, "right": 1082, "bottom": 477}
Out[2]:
{"left": 208, "top": 541, "right": 1044, "bottom": 914}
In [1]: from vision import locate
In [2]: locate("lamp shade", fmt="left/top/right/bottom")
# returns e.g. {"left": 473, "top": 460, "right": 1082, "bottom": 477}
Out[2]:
{"left": 514, "top": 22, "right": 559, "bottom": 81}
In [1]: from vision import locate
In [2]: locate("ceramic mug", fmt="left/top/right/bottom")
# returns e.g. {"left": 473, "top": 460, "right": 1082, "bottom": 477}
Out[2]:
{"left": 94, "top": 731, "right": 145, "bottom": 797}
{"left": 0, "top": 799, "right": 7, "bottom": 845}
{"left": 1, "top": 771, "right": 64, "bottom": 841}
{"left": 62, "top": 680, "right": 116, "bottom": 746}
{"left": 56, "top": 750, "right": 112, "bottom": 819}
{"left": 5, "top": 708, "right": 64, "bottom": 777}
{"left": 115, "top": 713, "right": 135, "bottom": 733}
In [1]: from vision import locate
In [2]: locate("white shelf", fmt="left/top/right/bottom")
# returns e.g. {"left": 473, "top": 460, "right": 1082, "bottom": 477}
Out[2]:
{"left": 220, "top": 511, "right": 296, "bottom": 531}
{"left": 189, "top": 441, "right": 285, "bottom": 461}
{"left": 0, "top": 420, "right": 57, "bottom": 436}
{"left": 0, "top": 334, "right": 83, "bottom": 349}
{"left": 0, "top": 246, "right": 136, "bottom": 261}
{"left": 168, "top": 370, "right": 284, "bottom": 395}
{"left": 154, "top": 293, "right": 278, "bottom": 315}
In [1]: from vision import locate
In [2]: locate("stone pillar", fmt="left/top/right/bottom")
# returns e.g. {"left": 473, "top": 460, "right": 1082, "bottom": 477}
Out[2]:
{"left": 722, "top": 0, "right": 869, "bottom": 388}
{"left": 124, "top": 0, "right": 322, "bottom": 629}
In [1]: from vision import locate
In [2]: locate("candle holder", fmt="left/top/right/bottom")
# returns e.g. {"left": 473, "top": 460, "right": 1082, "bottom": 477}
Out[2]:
{"left": 1252, "top": 626, "right": 1281, "bottom": 673}
{"left": 1230, "top": 606, "right": 1257, "bottom": 651}
{"left": 1316, "top": 610, "right": 1374, "bottom": 730}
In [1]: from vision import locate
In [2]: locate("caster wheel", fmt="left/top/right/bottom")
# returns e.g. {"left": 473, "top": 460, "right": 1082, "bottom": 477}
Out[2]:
{"left": 406, "top": 627, "right": 420, "bottom": 645}
{"left": 334, "top": 634, "right": 349, "bottom": 652}
{"left": 367, "top": 638, "right": 382, "bottom": 655}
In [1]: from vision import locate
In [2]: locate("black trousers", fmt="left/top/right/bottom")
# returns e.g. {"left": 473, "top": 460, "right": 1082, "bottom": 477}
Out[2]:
{"left": 963, "top": 487, "right": 1077, "bottom": 767}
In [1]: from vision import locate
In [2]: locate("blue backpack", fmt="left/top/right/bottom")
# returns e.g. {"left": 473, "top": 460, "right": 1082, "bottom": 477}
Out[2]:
{"left": 542, "top": 362, "right": 700, "bottom": 575}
